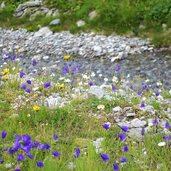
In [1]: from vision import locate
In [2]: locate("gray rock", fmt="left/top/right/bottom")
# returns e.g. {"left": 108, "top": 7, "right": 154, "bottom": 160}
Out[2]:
{"left": 52, "top": 9, "right": 60, "bottom": 17}
{"left": 43, "top": 56, "right": 49, "bottom": 60}
{"left": 0, "top": 2, "right": 5, "bottom": 8}
{"left": 89, "top": 11, "right": 97, "bottom": 20}
{"left": 44, "top": 95, "right": 62, "bottom": 109}
{"left": 113, "top": 106, "right": 122, "bottom": 113}
{"left": 127, "top": 113, "right": 136, "bottom": 117}
{"left": 117, "top": 121, "right": 131, "bottom": 128}
{"left": 15, "top": 0, "right": 42, "bottom": 12}
{"left": 130, "top": 118, "right": 146, "bottom": 128}
{"left": 93, "top": 45, "right": 102, "bottom": 52}
{"left": 141, "top": 105, "right": 155, "bottom": 113}
{"left": 29, "top": 10, "right": 45, "bottom": 21}
{"left": 49, "top": 19, "right": 61, "bottom": 26}
{"left": 123, "top": 107, "right": 132, "bottom": 112}
{"left": 88, "top": 86, "right": 105, "bottom": 99}
{"left": 128, "top": 128, "right": 143, "bottom": 141}
{"left": 46, "top": 9, "right": 53, "bottom": 16}
{"left": 33, "top": 27, "right": 52, "bottom": 37}
{"left": 76, "top": 20, "right": 86, "bottom": 27}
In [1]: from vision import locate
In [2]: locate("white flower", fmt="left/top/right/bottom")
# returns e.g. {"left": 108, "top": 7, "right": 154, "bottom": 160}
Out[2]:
{"left": 97, "top": 104, "right": 105, "bottom": 110}
{"left": 59, "top": 77, "right": 65, "bottom": 81}
{"left": 82, "top": 74, "right": 89, "bottom": 80}
{"left": 169, "top": 90, "right": 171, "bottom": 94}
{"left": 5, "top": 163, "right": 12, "bottom": 169}
{"left": 64, "top": 79, "right": 71, "bottom": 83}
{"left": 156, "top": 81, "right": 162, "bottom": 86}
{"left": 142, "top": 97, "right": 146, "bottom": 101}
{"left": 12, "top": 67, "right": 16, "bottom": 71}
{"left": 127, "top": 74, "right": 130, "bottom": 78}
{"left": 158, "top": 89, "right": 162, "bottom": 93}
{"left": 27, "top": 114, "right": 31, "bottom": 117}
{"left": 104, "top": 78, "right": 108, "bottom": 82}
{"left": 112, "top": 76, "right": 118, "bottom": 83}
{"left": 50, "top": 73, "right": 55, "bottom": 77}
{"left": 158, "top": 142, "right": 166, "bottom": 147}
{"left": 78, "top": 82, "right": 83, "bottom": 86}
{"left": 99, "top": 74, "right": 102, "bottom": 77}
{"left": 42, "top": 67, "right": 46, "bottom": 70}
{"left": 68, "top": 162, "right": 76, "bottom": 169}
{"left": 91, "top": 72, "right": 96, "bottom": 77}
{"left": 33, "top": 87, "right": 39, "bottom": 91}
{"left": 16, "top": 58, "right": 20, "bottom": 62}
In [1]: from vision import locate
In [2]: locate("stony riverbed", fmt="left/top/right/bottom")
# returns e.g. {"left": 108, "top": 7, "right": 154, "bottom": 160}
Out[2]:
{"left": 0, "top": 27, "right": 170, "bottom": 88}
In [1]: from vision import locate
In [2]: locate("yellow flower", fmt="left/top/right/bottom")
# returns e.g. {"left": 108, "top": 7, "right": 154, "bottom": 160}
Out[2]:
{"left": 64, "top": 55, "right": 70, "bottom": 60}
{"left": 33, "top": 105, "right": 41, "bottom": 111}
{"left": 3, "top": 68, "right": 9, "bottom": 75}
{"left": 3, "top": 75, "right": 9, "bottom": 80}
{"left": 57, "top": 83, "right": 64, "bottom": 89}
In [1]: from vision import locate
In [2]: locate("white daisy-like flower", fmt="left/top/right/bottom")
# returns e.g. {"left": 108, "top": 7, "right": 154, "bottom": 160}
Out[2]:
{"left": 99, "top": 74, "right": 102, "bottom": 77}
{"left": 97, "top": 104, "right": 105, "bottom": 110}
{"left": 112, "top": 76, "right": 118, "bottom": 83}
{"left": 59, "top": 77, "right": 65, "bottom": 80}
{"left": 78, "top": 82, "right": 83, "bottom": 86}
{"left": 104, "top": 78, "right": 108, "bottom": 82}
{"left": 82, "top": 74, "right": 89, "bottom": 80}
{"left": 158, "top": 142, "right": 166, "bottom": 147}
{"left": 169, "top": 89, "right": 171, "bottom": 94}
{"left": 64, "top": 79, "right": 71, "bottom": 83}
{"left": 91, "top": 72, "right": 96, "bottom": 77}
{"left": 156, "top": 81, "right": 162, "bottom": 86}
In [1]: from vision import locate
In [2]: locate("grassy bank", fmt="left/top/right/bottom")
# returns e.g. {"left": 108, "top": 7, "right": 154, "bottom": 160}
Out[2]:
{"left": 1, "top": 0, "right": 171, "bottom": 47}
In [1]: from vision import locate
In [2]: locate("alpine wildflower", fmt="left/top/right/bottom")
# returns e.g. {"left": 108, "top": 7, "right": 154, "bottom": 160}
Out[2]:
{"left": 37, "top": 161, "right": 44, "bottom": 168}
{"left": 74, "top": 147, "right": 81, "bottom": 158}
{"left": 101, "top": 153, "right": 109, "bottom": 162}
{"left": 64, "top": 55, "right": 70, "bottom": 60}
{"left": 118, "top": 133, "right": 126, "bottom": 141}
{"left": 33, "top": 105, "right": 41, "bottom": 112}
{"left": 1, "top": 131, "right": 7, "bottom": 139}
{"left": 3, "top": 68, "right": 9, "bottom": 75}
{"left": 103, "top": 122, "right": 111, "bottom": 130}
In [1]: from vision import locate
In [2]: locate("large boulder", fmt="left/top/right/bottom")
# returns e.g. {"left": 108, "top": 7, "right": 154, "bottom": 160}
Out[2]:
{"left": 14, "top": 0, "right": 43, "bottom": 17}
{"left": 33, "top": 27, "right": 53, "bottom": 37}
